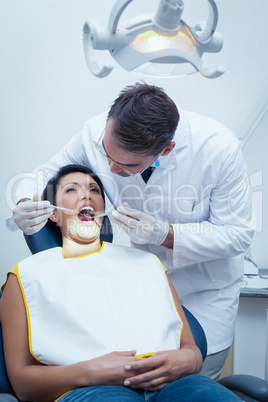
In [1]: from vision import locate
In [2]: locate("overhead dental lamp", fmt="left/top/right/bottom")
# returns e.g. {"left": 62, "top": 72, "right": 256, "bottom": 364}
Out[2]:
{"left": 83, "top": 0, "right": 225, "bottom": 79}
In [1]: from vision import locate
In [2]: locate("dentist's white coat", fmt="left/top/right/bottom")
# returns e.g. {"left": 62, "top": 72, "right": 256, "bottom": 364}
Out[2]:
{"left": 14, "top": 108, "right": 255, "bottom": 355}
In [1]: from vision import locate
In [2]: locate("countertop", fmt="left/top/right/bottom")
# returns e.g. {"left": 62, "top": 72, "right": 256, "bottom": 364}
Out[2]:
{"left": 240, "top": 274, "right": 268, "bottom": 298}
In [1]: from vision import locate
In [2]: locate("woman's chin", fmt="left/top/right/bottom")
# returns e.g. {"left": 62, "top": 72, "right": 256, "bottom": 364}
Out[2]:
{"left": 69, "top": 220, "right": 101, "bottom": 241}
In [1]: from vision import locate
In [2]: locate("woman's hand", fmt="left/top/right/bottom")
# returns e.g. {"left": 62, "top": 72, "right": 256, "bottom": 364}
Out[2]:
{"left": 123, "top": 348, "right": 200, "bottom": 391}
{"left": 86, "top": 350, "right": 146, "bottom": 386}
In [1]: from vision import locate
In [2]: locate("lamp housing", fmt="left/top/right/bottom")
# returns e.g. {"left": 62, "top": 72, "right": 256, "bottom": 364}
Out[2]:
{"left": 83, "top": 0, "right": 225, "bottom": 79}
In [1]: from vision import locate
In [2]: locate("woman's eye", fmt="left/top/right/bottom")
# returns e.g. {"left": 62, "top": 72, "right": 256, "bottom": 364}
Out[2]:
{"left": 66, "top": 187, "right": 76, "bottom": 193}
{"left": 89, "top": 186, "right": 100, "bottom": 193}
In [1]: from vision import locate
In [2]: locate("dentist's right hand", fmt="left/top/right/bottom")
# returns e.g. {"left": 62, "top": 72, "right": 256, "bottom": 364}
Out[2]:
{"left": 11, "top": 194, "right": 54, "bottom": 235}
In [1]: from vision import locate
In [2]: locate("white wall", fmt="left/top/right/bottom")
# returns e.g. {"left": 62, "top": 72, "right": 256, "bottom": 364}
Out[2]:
{"left": 1, "top": 0, "right": 268, "bottom": 284}
{"left": 243, "top": 104, "right": 268, "bottom": 269}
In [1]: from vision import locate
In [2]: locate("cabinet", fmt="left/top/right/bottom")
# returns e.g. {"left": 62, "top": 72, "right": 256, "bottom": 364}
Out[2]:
{"left": 234, "top": 284, "right": 268, "bottom": 380}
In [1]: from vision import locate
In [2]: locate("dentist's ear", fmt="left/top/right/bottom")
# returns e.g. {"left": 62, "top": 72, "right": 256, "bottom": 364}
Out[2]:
{"left": 161, "top": 141, "right": 176, "bottom": 156}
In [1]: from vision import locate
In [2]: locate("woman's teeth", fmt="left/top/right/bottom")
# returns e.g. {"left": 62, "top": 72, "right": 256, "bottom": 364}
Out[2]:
{"left": 79, "top": 207, "right": 94, "bottom": 221}
{"left": 82, "top": 212, "right": 93, "bottom": 218}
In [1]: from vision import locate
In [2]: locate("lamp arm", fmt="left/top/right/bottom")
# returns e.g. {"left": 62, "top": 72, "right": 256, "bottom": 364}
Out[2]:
{"left": 83, "top": 21, "right": 113, "bottom": 78}
{"left": 202, "top": 0, "right": 218, "bottom": 41}
{"left": 183, "top": 0, "right": 218, "bottom": 45}
{"left": 108, "top": 0, "right": 133, "bottom": 34}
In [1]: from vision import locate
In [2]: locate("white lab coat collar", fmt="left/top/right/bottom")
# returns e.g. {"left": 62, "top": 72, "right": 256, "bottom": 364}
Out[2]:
{"left": 174, "top": 108, "right": 190, "bottom": 152}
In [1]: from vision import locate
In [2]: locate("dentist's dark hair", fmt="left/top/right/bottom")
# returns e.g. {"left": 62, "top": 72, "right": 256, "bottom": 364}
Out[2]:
{"left": 107, "top": 82, "right": 180, "bottom": 156}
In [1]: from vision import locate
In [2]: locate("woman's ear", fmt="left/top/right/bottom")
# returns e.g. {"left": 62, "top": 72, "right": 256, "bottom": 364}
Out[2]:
{"left": 49, "top": 213, "right": 58, "bottom": 223}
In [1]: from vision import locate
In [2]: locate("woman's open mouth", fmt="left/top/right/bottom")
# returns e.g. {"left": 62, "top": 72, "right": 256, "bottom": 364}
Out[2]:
{"left": 78, "top": 206, "right": 95, "bottom": 222}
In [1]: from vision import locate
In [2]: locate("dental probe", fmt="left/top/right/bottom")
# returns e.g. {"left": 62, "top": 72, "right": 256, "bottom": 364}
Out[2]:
{"left": 93, "top": 212, "right": 111, "bottom": 218}
{"left": 50, "top": 205, "right": 78, "bottom": 213}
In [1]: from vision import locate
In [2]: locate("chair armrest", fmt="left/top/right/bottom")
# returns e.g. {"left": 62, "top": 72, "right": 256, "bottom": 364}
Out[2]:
{"left": 217, "top": 375, "right": 268, "bottom": 401}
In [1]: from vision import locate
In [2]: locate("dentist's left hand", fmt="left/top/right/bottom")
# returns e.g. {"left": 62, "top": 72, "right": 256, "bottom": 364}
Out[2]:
{"left": 11, "top": 194, "right": 54, "bottom": 235}
{"left": 111, "top": 203, "right": 170, "bottom": 245}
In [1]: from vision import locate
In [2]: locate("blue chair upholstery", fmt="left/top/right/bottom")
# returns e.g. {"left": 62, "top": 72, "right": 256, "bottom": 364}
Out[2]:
{"left": 182, "top": 306, "right": 207, "bottom": 362}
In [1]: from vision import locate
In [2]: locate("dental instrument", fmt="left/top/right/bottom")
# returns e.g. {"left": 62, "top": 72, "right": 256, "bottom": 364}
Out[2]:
{"left": 50, "top": 205, "right": 78, "bottom": 213}
{"left": 93, "top": 212, "right": 111, "bottom": 219}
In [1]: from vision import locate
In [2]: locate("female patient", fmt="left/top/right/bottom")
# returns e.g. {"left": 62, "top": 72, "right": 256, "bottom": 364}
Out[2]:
{"left": 0, "top": 165, "right": 240, "bottom": 402}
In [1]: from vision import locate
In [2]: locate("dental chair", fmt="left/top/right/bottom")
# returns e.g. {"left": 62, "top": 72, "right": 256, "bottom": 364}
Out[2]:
{"left": 1, "top": 218, "right": 268, "bottom": 401}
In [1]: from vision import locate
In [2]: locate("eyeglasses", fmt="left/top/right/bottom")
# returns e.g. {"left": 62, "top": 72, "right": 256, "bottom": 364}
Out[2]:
{"left": 95, "top": 129, "right": 164, "bottom": 178}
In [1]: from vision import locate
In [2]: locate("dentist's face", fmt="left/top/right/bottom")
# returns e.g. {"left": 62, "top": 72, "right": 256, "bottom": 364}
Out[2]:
{"left": 101, "top": 118, "right": 175, "bottom": 177}
{"left": 102, "top": 119, "right": 158, "bottom": 177}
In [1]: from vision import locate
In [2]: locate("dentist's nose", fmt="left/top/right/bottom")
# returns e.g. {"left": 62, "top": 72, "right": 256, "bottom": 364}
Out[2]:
{"left": 108, "top": 160, "right": 123, "bottom": 175}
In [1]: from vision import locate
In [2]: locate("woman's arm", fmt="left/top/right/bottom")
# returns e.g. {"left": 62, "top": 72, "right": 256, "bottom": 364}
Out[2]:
{"left": 122, "top": 277, "right": 203, "bottom": 391}
{"left": 0, "top": 274, "right": 140, "bottom": 402}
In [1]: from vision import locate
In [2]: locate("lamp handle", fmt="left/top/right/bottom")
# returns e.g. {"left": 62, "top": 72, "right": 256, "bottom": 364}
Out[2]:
{"left": 83, "top": 21, "right": 113, "bottom": 78}
{"left": 200, "top": 65, "right": 225, "bottom": 79}
{"left": 184, "top": 0, "right": 218, "bottom": 45}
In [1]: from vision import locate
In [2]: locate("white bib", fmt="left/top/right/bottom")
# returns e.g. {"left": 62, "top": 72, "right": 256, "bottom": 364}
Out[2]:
{"left": 17, "top": 242, "right": 183, "bottom": 365}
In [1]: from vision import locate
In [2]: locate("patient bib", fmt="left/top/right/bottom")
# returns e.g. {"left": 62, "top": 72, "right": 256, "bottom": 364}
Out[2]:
{"left": 16, "top": 242, "right": 183, "bottom": 365}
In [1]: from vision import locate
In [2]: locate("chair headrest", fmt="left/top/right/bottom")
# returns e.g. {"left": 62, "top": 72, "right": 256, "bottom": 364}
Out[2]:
{"left": 24, "top": 215, "right": 113, "bottom": 254}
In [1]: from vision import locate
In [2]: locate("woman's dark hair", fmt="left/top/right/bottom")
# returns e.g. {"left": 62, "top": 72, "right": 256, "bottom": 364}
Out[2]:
{"left": 107, "top": 82, "right": 180, "bottom": 156}
{"left": 42, "top": 164, "right": 105, "bottom": 206}
{"left": 41, "top": 164, "right": 113, "bottom": 244}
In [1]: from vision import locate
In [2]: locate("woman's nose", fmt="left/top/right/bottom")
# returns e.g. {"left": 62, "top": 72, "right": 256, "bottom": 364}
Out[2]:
{"left": 81, "top": 189, "right": 91, "bottom": 200}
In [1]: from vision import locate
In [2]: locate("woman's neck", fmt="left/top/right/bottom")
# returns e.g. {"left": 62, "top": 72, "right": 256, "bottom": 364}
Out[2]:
{"left": 61, "top": 236, "right": 102, "bottom": 258}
